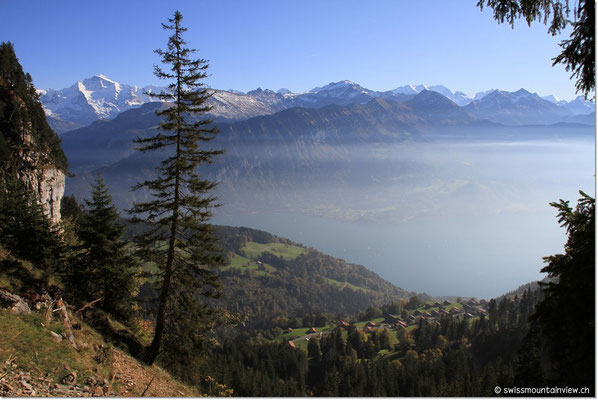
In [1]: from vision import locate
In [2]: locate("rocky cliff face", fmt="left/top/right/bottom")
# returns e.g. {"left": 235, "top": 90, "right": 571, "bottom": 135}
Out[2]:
{"left": 0, "top": 42, "right": 68, "bottom": 225}
{"left": 9, "top": 123, "right": 66, "bottom": 225}
{"left": 17, "top": 167, "right": 65, "bottom": 225}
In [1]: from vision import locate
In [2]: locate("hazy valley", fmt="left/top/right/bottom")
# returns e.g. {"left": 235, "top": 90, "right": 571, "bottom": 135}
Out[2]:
{"left": 55, "top": 81, "right": 595, "bottom": 298}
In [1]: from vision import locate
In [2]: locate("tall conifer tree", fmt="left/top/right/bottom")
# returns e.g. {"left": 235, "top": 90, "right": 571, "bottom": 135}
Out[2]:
{"left": 73, "top": 174, "right": 136, "bottom": 320}
{"left": 129, "top": 11, "right": 223, "bottom": 365}
{"left": 531, "top": 191, "right": 595, "bottom": 389}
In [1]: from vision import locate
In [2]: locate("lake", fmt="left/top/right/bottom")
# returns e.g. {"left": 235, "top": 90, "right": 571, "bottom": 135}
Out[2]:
{"left": 213, "top": 134, "right": 595, "bottom": 299}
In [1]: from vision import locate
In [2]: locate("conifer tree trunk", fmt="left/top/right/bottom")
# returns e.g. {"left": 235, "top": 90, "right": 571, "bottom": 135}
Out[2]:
{"left": 130, "top": 11, "right": 224, "bottom": 365}
{"left": 146, "top": 73, "right": 182, "bottom": 364}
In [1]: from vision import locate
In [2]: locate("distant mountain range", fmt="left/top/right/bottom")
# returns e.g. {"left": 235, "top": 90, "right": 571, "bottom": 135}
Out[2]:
{"left": 464, "top": 89, "right": 574, "bottom": 125}
{"left": 60, "top": 90, "right": 482, "bottom": 171}
{"left": 40, "top": 75, "right": 595, "bottom": 134}
{"left": 60, "top": 86, "right": 594, "bottom": 220}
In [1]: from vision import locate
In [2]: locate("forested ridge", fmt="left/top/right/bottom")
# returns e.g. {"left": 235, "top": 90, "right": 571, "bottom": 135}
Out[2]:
{"left": 125, "top": 222, "right": 423, "bottom": 332}
{"left": 212, "top": 225, "right": 421, "bottom": 330}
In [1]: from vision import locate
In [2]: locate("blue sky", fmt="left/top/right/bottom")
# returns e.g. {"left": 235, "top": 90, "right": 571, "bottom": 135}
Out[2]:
{"left": 0, "top": 0, "right": 581, "bottom": 100}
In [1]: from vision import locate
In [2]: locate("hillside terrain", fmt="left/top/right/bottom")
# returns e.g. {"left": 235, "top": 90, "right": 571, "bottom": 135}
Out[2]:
{"left": 131, "top": 224, "right": 426, "bottom": 332}
{"left": 0, "top": 246, "right": 202, "bottom": 397}
{"left": 0, "top": 312, "right": 199, "bottom": 397}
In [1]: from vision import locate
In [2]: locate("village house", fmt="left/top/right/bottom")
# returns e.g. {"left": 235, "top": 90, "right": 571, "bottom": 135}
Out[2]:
{"left": 463, "top": 303, "right": 476, "bottom": 313}
{"left": 395, "top": 320, "right": 408, "bottom": 329}
{"left": 384, "top": 314, "right": 400, "bottom": 324}
{"left": 338, "top": 320, "right": 350, "bottom": 329}
{"left": 467, "top": 298, "right": 479, "bottom": 306}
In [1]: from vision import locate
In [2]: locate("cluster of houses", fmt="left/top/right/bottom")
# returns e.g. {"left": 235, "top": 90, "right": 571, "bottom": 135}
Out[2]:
{"left": 285, "top": 299, "right": 490, "bottom": 348}
{"left": 384, "top": 299, "right": 489, "bottom": 330}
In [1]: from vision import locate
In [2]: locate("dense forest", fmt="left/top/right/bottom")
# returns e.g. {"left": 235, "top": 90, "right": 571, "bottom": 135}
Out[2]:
{"left": 202, "top": 290, "right": 543, "bottom": 396}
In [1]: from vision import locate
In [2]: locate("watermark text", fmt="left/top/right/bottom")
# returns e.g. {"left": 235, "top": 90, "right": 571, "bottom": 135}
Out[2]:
{"left": 494, "top": 385, "right": 590, "bottom": 395}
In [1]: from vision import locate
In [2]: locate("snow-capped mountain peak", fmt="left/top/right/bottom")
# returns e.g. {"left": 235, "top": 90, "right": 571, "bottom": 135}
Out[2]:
{"left": 563, "top": 95, "right": 595, "bottom": 114}
{"left": 95, "top": 73, "right": 114, "bottom": 82}
{"left": 392, "top": 84, "right": 472, "bottom": 106}
{"left": 391, "top": 84, "right": 423, "bottom": 95}
{"left": 40, "top": 75, "right": 164, "bottom": 127}
{"left": 541, "top": 94, "right": 563, "bottom": 104}
{"left": 509, "top": 88, "right": 534, "bottom": 102}
{"left": 473, "top": 89, "right": 497, "bottom": 101}
{"left": 309, "top": 80, "right": 361, "bottom": 93}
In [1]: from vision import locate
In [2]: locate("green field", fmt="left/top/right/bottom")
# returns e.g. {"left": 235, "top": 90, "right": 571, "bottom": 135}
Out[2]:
{"left": 354, "top": 317, "right": 385, "bottom": 329}
{"left": 278, "top": 324, "right": 333, "bottom": 341}
{"left": 413, "top": 301, "right": 463, "bottom": 313}
{"left": 222, "top": 254, "right": 276, "bottom": 277}
{"left": 326, "top": 277, "right": 372, "bottom": 293}
{"left": 241, "top": 241, "right": 307, "bottom": 260}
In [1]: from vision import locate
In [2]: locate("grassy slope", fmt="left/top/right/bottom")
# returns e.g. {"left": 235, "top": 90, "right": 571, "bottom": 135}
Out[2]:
{"left": 0, "top": 244, "right": 199, "bottom": 397}
{"left": 222, "top": 253, "right": 276, "bottom": 277}
{"left": 0, "top": 310, "right": 198, "bottom": 397}
{"left": 326, "top": 277, "right": 373, "bottom": 293}
{"left": 241, "top": 241, "right": 307, "bottom": 260}
{"left": 224, "top": 241, "right": 378, "bottom": 293}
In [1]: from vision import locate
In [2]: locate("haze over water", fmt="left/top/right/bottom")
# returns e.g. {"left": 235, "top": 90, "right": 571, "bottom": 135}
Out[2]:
{"left": 214, "top": 133, "right": 595, "bottom": 299}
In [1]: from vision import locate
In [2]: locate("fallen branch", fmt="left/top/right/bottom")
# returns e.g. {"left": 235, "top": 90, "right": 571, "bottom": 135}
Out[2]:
{"left": 0, "top": 289, "right": 30, "bottom": 315}
{"left": 10, "top": 330, "right": 22, "bottom": 340}
{"left": 50, "top": 331, "right": 62, "bottom": 342}
{"left": 45, "top": 301, "right": 55, "bottom": 325}
{"left": 56, "top": 297, "right": 79, "bottom": 351}
{"left": 106, "top": 370, "right": 117, "bottom": 396}
{"left": 140, "top": 376, "right": 155, "bottom": 397}
{"left": 3, "top": 354, "right": 16, "bottom": 366}
{"left": 74, "top": 298, "right": 102, "bottom": 315}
